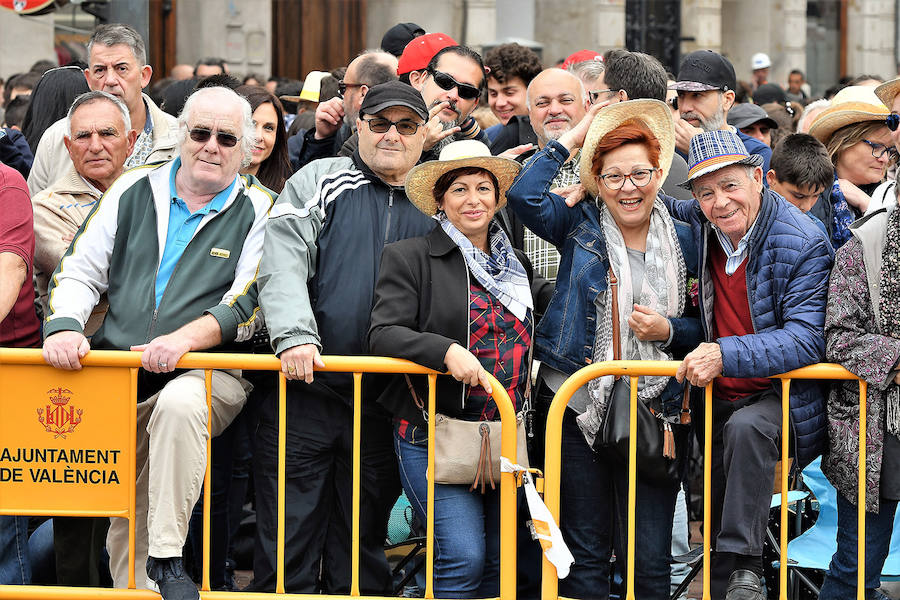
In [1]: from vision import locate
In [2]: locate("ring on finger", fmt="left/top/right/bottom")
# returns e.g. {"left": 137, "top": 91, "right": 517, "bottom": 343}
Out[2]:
{"left": 287, "top": 365, "right": 297, "bottom": 374}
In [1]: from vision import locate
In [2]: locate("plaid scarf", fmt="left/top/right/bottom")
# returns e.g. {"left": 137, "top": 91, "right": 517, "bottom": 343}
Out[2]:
{"left": 438, "top": 214, "right": 533, "bottom": 321}
{"left": 830, "top": 173, "right": 857, "bottom": 249}
{"left": 880, "top": 204, "right": 900, "bottom": 436}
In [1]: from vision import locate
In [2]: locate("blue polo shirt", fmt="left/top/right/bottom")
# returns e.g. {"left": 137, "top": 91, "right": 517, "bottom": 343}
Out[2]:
{"left": 154, "top": 158, "right": 236, "bottom": 307}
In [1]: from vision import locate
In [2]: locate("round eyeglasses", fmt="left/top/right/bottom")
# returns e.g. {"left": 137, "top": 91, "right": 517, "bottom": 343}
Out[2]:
{"left": 597, "top": 168, "right": 659, "bottom": 190}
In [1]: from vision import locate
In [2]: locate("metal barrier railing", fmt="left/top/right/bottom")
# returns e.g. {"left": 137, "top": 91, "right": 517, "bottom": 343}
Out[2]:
{"left": 540, "top": 360, "right": 866, "bottom": 600}
{"left": 0, "top": 348, "right": 521, "bottom": 600}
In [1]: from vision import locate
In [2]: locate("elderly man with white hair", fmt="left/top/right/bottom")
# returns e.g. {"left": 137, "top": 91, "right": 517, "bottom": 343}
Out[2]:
{"left": 41, "top": 86, "right": 274, "bottom": 600}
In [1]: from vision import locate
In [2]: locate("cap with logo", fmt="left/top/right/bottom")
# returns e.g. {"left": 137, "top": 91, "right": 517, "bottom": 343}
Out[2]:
{"left": 359, "top": 80, "right": 429, "bottom": 121}
{"left": 751, "top": 52, "right": 772, "bottom": 70}
{"left": 669, "top": 50, "right": 737, "bottom": 93}
{"left": 397, "top": 32, "right": 458, "bottom": 76}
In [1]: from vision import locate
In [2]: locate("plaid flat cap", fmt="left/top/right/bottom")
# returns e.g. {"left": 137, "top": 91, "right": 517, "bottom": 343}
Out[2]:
{"left": 679, "top": 129, "right": 764, "bottom": 189}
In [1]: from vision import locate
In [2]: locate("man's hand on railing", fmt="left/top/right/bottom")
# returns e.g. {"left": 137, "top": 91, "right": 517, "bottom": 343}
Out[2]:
{"left": 675, "top": 342, "right": 723, "bottom": 388}
{"left": 42, "top": 331, "right": 90, "bottom": 370}
{"left": 279, "top": 343, "right": 325, "bottom": 383}
{"left": 130, "top": 333, "right": 191, "bottom": 374}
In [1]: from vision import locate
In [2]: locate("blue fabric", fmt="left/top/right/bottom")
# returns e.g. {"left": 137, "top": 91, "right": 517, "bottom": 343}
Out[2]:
{"left": 664, "top": 188, "right": 834, "bottom": 468}
{"left": 828, "top": 172, "right": 857, "bottom": 249}
{"left": 155, "top": 158, "right": 235, "bottom": 306}
{"left": 0, "top": 129, "right": 34, "bottom": 181}
{"left": 505, "top": 140, "right": 703, "bottom": 413}
{"left": 557, "top": 407, "right": 677, "bottom": 599}
{"left": 0, "top": 515, "right": 31, "bottom": 584}
{"left": 735, "top": 129, "right": 773, "bottom": 180}
{"left": 394, "top": 429, "right": 501, "bottom": 598}
{"left": 485, "top": 123, "right": 503, "bottom": 143}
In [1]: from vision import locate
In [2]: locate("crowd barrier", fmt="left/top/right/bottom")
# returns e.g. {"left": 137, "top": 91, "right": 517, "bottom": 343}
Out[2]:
{"left": 541, "top": 360, "right": 866, "bottom": 600}
{"left": 0, "top": 348, "right": 520, "bottom": 600}
{"left": 0, "top": 350, "right": 873, "bottom": 600}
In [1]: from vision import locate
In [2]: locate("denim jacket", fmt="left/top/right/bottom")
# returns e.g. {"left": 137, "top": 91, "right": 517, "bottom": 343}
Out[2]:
{"left": 506, "top": 140, "right": 702, "bottom": 413}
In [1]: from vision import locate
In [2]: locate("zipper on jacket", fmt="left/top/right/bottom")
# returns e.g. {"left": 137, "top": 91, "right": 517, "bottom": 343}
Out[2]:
{"left": 384, "top": 189, "right": 394, "bottom": 243}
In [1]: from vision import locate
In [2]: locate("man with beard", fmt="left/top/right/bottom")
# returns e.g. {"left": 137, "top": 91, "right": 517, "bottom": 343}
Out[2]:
{"left": 670, "top": 50, "right": 772, "bottom": 175}
{"left": 409, "top": 44, "right": 490, "bottom": 159}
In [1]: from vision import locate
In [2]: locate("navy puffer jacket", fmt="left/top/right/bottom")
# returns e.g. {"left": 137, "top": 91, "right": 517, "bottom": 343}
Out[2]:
{"left": 665, "top": 188, "right": 835, "bottom": 468}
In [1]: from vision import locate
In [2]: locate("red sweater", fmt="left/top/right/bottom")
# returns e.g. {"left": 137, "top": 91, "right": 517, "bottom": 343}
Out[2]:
{"left": 708, "top": 242, "right": 770, "bottom": 401}
{"left": 0, "top": 162, "right": 40, "bottom": 348}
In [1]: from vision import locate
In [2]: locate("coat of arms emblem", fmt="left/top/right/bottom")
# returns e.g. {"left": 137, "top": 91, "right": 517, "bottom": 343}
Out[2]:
{"left": 37, "top": 387, "right": 83, "bottom": 438}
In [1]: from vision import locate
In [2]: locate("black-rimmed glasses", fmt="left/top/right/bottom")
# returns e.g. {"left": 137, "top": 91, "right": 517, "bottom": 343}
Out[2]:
{"left": 189, "top": 127, "right": 240, "bottom": 148}
{"left": 598, "top": 168, "right": 659, "bottom": 190}
{"left": 427, "top": 68, "right": 481, "bottom": 100}
{"left": 862, "top": 139, "right": 899, "bottom": 162}
{"left": 361, "top": 117, "right": 424, "bottom": 136}
{"left": 338, "top": 80, "right": 365, "bottom": 99}
{"left": 589, "top": 89, "right": 616, "bottom": 104}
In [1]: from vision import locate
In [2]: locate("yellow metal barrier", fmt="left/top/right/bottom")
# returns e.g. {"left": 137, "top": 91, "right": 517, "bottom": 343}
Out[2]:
{"left": 0, "top": 348, "right": 521, "bottom": 600}
{"left": 541, "top": 360, "right": 867, "bottom": 600}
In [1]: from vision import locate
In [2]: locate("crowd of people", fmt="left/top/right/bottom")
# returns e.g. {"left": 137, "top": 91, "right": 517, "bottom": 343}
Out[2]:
{"left": 2, "top": 19, "right": 900, "bottom": 600}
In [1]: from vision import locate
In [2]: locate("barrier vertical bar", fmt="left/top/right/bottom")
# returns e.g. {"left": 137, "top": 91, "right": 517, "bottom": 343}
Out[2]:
{"left": 350, "top": 372, "right": 362, "bottom": 597}
{"left": 201, "top": 369, "right": 213, "bottom": 592}
{"left": 858, "top": 379, "right": 868, "bottom": 600}
{"left": 276, "top": 372, "right": 286, "bottom": 594}
{"left": 497, "top": 377, "right": 517, "bottom": 600}
{"left": 779, "top": 378, "right": 791, "bottom": 600}
{"left": 425, "top": 373, "right": 437, "bottom": 600}
{"left": 626, "top": 375, "right": 638, "bottom": 600}
{"left": 703, "top": 382, "right": 713, "bottom": 600}
{"left": 128, "top": 367, "right": 138, "bottom": 589}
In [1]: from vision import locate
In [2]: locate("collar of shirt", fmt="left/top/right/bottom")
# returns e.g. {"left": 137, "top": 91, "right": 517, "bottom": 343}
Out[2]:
{"left": 77, "top": 173, "right": 103, "bottom": 197}
{"left": 713, "top": 218, "right": 757, "bottom": 275}
{"left": 168, "top": 157, "right": 236, "bottom": 215}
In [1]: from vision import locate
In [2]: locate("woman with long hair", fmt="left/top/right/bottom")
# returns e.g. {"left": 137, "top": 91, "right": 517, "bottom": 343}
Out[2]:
{"left": 236, "top": 84, "right": 291, "bottom": 192}
{"left": 21, "top": 65, "right": 90, "bottom": 153}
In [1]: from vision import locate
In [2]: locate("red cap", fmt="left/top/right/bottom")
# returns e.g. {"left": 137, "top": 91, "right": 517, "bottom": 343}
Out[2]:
{"left": 561, "top": 50, "right": 602, "bottom": 70}
{"left": 397, "top": 32, "right": 458, "bottom": 75}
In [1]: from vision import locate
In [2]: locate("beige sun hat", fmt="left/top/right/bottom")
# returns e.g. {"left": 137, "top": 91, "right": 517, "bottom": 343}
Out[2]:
{"left": 875, "top": 77, "right": 900, "bottom": 111}
{"left": 405, "top": 140, "right": 522, "bottom": 216}
{"left": 808, "top": 85, "right": 890, "bottom": 143}
{"left": 579, "top": 99, "right": 675, "bottom": 197}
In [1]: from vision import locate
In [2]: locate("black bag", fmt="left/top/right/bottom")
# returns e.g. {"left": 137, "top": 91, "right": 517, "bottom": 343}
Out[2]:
{"left": 592, "top": 266, "right": 684, "bottom": 484}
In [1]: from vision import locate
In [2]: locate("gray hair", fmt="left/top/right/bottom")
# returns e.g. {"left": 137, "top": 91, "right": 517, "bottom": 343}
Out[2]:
{"left": 178, "top": 86, "right": 255, "bottom": 169}
{"left": 567, "top": 59, "right": 605, "bottom": 83}
{"left": 87, "top": 24, "right": 147, "bottom": 67}
{"left": 66, "top": 90, "right": 132, "bottom": 134}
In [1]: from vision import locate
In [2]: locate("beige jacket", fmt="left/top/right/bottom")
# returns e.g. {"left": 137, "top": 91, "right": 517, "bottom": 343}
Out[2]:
{"left": 32, "top": 165, "right": 108, "bottom": 335}
{"left": 27, "top": 93, "right": 178, "bottom": 195}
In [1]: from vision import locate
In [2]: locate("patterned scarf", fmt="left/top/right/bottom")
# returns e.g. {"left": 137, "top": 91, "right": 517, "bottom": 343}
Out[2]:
{"left": 577, "top": 197, "right": 687, "bottom": 447}
{"left": 830, "top": 173, "right": 857, "bottom": 249}
{"left": 438, "top": 214, "right": 533, "bottom": 321}
{"left": 880, "top": 203, "right": 900, "bottom": 436}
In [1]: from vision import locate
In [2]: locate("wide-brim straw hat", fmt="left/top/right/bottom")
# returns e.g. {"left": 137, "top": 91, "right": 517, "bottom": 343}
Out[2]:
{"left": 579, "top": 99, "right": 675, "bottom": 197}
{"left": 808, "top": 85, "right": 890, "bottom": 143}
{"left": 405, "top": 140, "right": 522, "bottom": 216}
{"left": 875, "top": 77, "right": 900, "bottom": 111}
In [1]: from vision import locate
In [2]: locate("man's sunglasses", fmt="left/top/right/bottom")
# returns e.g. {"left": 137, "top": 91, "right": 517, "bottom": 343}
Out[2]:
{"left": 887, "top": 113, "right": 900, "bottom": 132}
{"left": 189, "top": 127, "right": 240, "bottom": 148}
{"left": 338, "top": 80, "right": 365, "bottom": 99}
{"left": 362, "top": 117, "right": 424, "bottom": 136}
{"left": 428, "top": 68, "right": 481, "bottom": 100}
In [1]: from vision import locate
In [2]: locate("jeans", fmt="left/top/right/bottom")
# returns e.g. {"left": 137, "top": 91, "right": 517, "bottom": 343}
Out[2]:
{"left": 819, "top": 493, "right": 899, "bottom": 600}
{"left": 394, "top": 429, "right": 501, "bottom": 599}
{"left": 0, "top": 516, "right": 30, "bottom": 584}
{"left": 558, "top": 407, "right": 678, "bottom": 600}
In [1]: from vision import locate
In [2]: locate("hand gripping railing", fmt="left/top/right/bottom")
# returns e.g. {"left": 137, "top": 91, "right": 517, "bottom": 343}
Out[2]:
{"left": 540, "top": 360, "right": 867, "bottom": 600}
{"left": 0, "top": 348, "right": 521, "bottom": 600}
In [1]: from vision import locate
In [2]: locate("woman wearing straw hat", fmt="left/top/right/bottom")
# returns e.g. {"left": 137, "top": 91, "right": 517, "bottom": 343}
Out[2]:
{"left": 505, "top": 99, "right": 701, "bottom": 599}
{"left": 819, "top": 169, "right": 900, "bottom": 600}
{"left": 809, "top": 85, "right": 898, "bottom": 248}
{"left": 368, "top": 140, "right": 532, "bottom": 598}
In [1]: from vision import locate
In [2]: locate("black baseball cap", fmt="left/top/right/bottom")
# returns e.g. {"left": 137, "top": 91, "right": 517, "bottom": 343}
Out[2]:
{"left": 381, "top": 23, "right": 425, "bottom": 57}
{"left": 359, "top": 80, "right": 428, "bottom": 121}
{"left": 727, "top": 103, "right": 778, "bottom": 130}
{"left": 752, "top": 83, "right": 789, "bottom": 106}
{"left": 670, "top": 50, "right": 737, "bottom": 93}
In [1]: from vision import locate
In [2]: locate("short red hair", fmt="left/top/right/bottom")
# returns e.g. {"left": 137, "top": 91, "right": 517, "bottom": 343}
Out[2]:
{"left": 590, "top": 119, "right": 661, "bottom": 175}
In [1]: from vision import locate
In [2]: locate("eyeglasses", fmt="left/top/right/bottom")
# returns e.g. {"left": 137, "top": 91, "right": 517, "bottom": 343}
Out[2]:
{"left": 667, "top": 97, "right": 678, "bottom": 111}
{"left": 188, "top": 127, "right": 240, "bottom": 148}
{"left": 338, "top": 80, "right": 365, "bottom": 99}
{"left": 589, "top": 89, "right": 616, "bottom": 104}
{"left": 361, "top": 117, "right": 424, "bottom": 136}
{"left": 598, "top": 168, "right": 658, "bottom": 190}
{"left": 887, "top": 114, "right": 900, "bottom": 132}
{"left": 428, "top": 68, "right": 481, "bottom": 100}
{"left": 862, "top": 139, "right": 900, "bottom": 161}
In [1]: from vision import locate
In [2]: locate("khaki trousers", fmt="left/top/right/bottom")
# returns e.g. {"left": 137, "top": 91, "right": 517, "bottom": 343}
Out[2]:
{"left": 106, "top": 369, "right": 249, "bottom": 589}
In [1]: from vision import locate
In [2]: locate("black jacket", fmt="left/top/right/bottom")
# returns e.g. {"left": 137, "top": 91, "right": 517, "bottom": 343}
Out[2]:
{"left": 368, "top": 227, "right": 533, "bottom": 426}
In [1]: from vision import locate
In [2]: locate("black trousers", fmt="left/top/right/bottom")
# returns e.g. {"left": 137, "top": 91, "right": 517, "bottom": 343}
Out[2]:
{"left": 691, "top": 388, "right": 783, "bottom": 600}
{"left": 52, "top": 516, "right": 109, "bottom": 586}
{"left": 250, "top": 382, "right": 400, "bottom": 594}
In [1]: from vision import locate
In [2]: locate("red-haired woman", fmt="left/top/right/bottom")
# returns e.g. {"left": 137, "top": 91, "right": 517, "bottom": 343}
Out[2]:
{"left": 505, "top": 100, "right": 701, "bottom": 599}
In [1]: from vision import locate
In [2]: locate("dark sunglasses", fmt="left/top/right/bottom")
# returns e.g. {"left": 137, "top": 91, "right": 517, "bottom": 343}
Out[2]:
{"left": 428, "top": 68, "right": 481, "bottom": 100}
{"left": 362, "top": 117, "right": 424, "bottom": 136}
{"left": 887, "top": 113, "right": 900, "bottom": 132}
{"left": 337, "top": 80, "right": 365, "bottom": 99}
{"left": 667, "top": 96, "right": 678, "bottom": 111}
{"left": 189, "top": 127, "right": 240, "bottom": 148}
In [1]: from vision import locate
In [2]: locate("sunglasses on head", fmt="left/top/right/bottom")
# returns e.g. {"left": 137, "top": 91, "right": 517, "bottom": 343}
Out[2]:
{"left": 428, "top": 68, "right": 481, "bottom": 101}
{"left": 189, "top": 127, "right": 240, "bottom": 148}
{"left": 887, "top": 113, "right": 900, "bottom": 132}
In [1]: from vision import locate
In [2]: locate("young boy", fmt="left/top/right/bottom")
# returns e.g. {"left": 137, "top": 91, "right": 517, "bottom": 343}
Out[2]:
{"left": 766, "top": 133, "right": 834, "bottom": 236}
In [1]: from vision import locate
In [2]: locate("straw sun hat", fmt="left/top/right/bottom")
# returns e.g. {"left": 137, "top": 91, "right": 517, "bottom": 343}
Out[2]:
{"left": 875, "top": 76, "right": 900, "bottom": 111}
{"left": 579, "top": 99, "right": 675, "bottom": 197}
{"left": 808, "top": 85, "right": 890, "bottom": 143}
{"left": 405, "top": 140, "right": 522, "bottom": 216}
